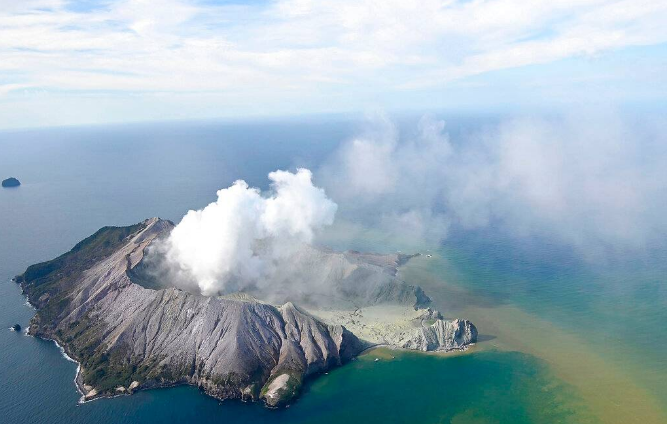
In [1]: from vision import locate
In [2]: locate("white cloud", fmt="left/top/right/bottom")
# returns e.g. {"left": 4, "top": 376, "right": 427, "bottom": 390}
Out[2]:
{"left": 0, "top": 0, "right": 666, "bottom": 126}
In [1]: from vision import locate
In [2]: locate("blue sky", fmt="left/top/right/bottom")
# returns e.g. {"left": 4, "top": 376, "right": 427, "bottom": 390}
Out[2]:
{"left": 0, "top": 0, "right": 666, "bottom": 129}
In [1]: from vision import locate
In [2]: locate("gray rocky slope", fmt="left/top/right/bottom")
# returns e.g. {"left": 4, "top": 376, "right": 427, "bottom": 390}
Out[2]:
{"left": 18, "top": 218, "right": 362, "bottom": 406}
{"left": 17, "top": 217, "right": 477, "bottom": 407}
{"left": 250, "top": 245, "right": 431, "bottom": 309}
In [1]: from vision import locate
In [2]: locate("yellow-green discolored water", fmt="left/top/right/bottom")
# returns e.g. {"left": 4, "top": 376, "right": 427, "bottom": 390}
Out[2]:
{"left": 399, "top": 251, "right": 667, "bottom": 424}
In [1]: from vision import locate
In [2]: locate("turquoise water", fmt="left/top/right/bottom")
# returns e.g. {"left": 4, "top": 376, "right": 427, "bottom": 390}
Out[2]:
{"left": 0, "top": 118, "right": 664, "bottom": 423}
{"left": 434, "top": 228, "right": 667, "bottom": 406}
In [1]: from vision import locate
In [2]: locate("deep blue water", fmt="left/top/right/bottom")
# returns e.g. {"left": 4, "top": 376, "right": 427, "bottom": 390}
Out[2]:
{"left": 1, "top": 117, "right": 665, "bottom": 423}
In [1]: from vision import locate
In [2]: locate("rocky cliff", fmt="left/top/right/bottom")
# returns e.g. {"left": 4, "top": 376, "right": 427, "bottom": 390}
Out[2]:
{"left": 17, "top": 218, "right": 363, "bottom": 407}
{"left": 17, "top": 217, "right": 477, "bottom": 407}
{"left": 400, "top": 318, "right": 478, "bottom": 351}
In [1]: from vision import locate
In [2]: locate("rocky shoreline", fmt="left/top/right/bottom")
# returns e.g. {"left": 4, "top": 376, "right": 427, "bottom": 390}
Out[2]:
{"left": 16, "top": 218, "right": 477, "bottom": 408}
{"left": 309, "top": 304, "right": 477, "bottom": 352}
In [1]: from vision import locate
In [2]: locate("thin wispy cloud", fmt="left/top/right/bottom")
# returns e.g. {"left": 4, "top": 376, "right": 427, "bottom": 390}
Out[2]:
{"left": 1, "top": 0, "right": 666, "bottom": 127}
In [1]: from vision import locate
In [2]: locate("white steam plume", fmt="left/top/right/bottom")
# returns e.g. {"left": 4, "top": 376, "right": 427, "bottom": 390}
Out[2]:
{"left": 320, "top": 112, "right": 667, "bottom": 256}
{"left": 163, "top": 168, "right": 336, "bottom": 295}
{"left": 320, "top": 114, "right": 454, "bottom": 247}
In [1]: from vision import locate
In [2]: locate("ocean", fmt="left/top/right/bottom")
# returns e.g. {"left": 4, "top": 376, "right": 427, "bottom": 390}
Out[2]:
{"left": 1, "top": 116, "right": 665, "bottom": 423}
